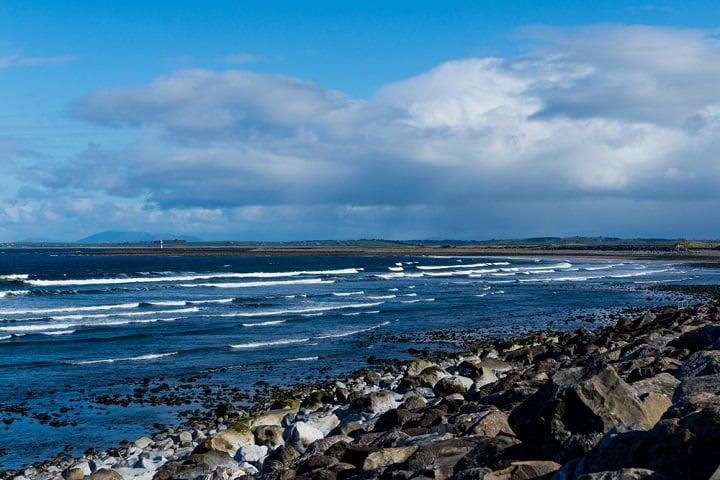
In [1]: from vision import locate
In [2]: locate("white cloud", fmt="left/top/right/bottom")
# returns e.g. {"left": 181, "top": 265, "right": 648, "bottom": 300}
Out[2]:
{"left": 0, "top": 52, "right": 75, "bottom": 69}
{"left": 11, "top": 24, "right": 720, "bottom": 240}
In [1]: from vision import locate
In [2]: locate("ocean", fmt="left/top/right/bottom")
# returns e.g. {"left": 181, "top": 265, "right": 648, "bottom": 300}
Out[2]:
{"left": 1, "top": 249, "right": 718, "bottom": 470}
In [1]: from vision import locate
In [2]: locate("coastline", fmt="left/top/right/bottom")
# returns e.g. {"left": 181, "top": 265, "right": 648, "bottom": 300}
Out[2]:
{"left": 4, "top": 292, "right": 720, "bottom": 479}
{"left": 6, "top": 244, "right": 720, "bottom": 261}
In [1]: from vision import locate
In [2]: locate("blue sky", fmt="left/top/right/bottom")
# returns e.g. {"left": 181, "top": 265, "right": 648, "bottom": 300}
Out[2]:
{"left": 2, "top": 1, "right": 720, "bottom": 241}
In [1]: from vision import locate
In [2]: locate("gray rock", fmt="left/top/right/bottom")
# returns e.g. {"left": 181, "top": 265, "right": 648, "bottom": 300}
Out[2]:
{"left": 482, "top": 460, "right": 561, "bottom": 480}
{"left": 509, "top": 363, "right": 656, "bottom": 463}
{"left": 284, "top": 421, "right": 325, "bottom": 453}
{"left": 88, "top": 469, "right": 124, "bottom": 480}
{"left": 434, "top": 375, "right": 474, "bottom": 396}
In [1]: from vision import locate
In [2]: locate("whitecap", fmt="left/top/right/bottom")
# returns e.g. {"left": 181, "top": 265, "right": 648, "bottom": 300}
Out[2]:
{"left": 229, "top": 338, "right": 309, "bottom": 349}
{"left": 25, "top": 268, "right": 362, "bottom": 287}
{"left": 241, "top": 320, "right": 286, "bottom": 327}
{"left": 223, "top": 301, "right": 384, "bottom": 318}
{"left": 287, "top": 356, "right": 319, "bottom": 362}
{"left": 314, "top": 321, "right": 390, "bottom": 339}
{"left": 71, "top": 352, "right": 178, "bottom": 365}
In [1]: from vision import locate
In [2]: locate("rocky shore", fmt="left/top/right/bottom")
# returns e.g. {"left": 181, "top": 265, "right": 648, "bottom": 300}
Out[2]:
{"left": 5, "top": 299, "right": 720, "bottom": 480}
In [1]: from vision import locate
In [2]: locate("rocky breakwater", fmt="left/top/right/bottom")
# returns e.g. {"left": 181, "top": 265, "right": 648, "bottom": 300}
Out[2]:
{"left": 7, "top": 299, "right": 720, "bottom": 480}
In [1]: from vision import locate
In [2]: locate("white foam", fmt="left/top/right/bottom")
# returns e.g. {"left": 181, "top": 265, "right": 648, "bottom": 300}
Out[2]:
{"left": 71, "top": 352, "right": 178, "bottom": 365}
{"left": 417, "top": 262, "right": 509, "bottom": 271}
{"left": 314, "top": 321, "right": 391, "bottom": 339}
{"left": 51, "top": 307, "right": 198, "bottom": 321}
{"left": 143, "top": 300, "right": 187, "bottom": 307}
{"left": 388, "top": 267, "right": 404, "bottom": 272}
{"left": 229, "top": 338, "right": 309, "bottom": 349}
{"left": 42, "top": 330, "right": 76, "bottom": 336}
{"left": 241, "top": 320, "right": 286, "bottom": 327}
{"left": 0, "top": 290, "right": 30, "bottom": 298}
{"left": 223, "top": 301, "right": 384, "bottom": 318}
{"left": 184, "top": 279, "right": 334, "bottom": 288}
{"left": 0, "top": 274, "right": 29, "bottom": 282}
{"left": 332, "top": 291, "right": 364, "bottom": 296}
{"left": 367, "top": 295, "right": 396, "bottom": 300}
{"left": 0, "top": 302, "right": 139, "bottom": 316}
{"left": 0, "top": 335, "right": 11, "bottom": 341}
{"left": 287, "top": 356, "right": 319, "bottom": 362}
{"left": 24, "top": 268, "right": 361, "bottom": 287}
{"left": 1, "top": 323, "right": 75, "bottom": 333}
{"left": 189, "top": 298, "right": 235, "bottom": 304}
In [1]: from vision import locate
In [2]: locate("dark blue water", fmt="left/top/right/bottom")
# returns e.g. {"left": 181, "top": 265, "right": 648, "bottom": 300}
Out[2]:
{"left": 0, "top": 250, "right": 717, "bottom": 470}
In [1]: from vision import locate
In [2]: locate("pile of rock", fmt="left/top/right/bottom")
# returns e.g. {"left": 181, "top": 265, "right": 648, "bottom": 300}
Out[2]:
{"left": 7, "top": 300, "right": 720, "bottom": 480}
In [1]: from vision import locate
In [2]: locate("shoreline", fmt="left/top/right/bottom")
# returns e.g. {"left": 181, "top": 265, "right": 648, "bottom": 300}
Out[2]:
{"left": 5, "top": 244, "right": 720, "bottom": 261}
{"left": 4, "top": 290, "right": 720, "bottom": 479}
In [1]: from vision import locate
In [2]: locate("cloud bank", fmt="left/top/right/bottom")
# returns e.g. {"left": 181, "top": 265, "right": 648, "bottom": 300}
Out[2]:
{"left": 6, "top": 25, "right": 720, "bottom": 240}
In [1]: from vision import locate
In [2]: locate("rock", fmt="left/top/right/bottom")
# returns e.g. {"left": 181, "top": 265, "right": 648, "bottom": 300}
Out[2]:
{"left": 247, "top": 408, "right": 298, "bottom": 428}
{"left": 574, "top": 469, "right": 668, "bottom": 479}
{"left": 434, "top": 376, "right": 474, "bottom": 396}
{"left": 678, "top": 350, "right": 720, "bottom": 378}
{"left": 558, "top": 405, "right": 720, "bottom": 480}
{"left": 303, "top": 435, "right": 354, "bottom": 457}
{"left": 407, "top": 359, "right": 437, "bottom": 377}
{"left": 89, "top": 469, "right": 124, "bottom": 480}
{"left": 174, "top": 430, "right": 194, "bottom": 447}
{"left": 253, "top": 424, "right": 285, "bottom": 448}
{"left": 670, "top": 325, "right": 720, "bottom": 352}
{"left": 304, "top": 411, "right": 340, "bottom": 436}
{"left": 235, "top": 444, "right": 267, "bottom": 465}
{"left": 509, "top": 363, "right": 655, "bottom": 463}
{"left": 483, "top": 460, "right": 562, "bottom": 480}
{"left": 196, "top": 427, "right": 254, "bottom": 457}
{"left": 362, "top": 446, "right": 418, "bottom": 471}
{"left": 453, "top": 434, "right": 539, "bottom": 472}
{"left": 285, "top": 421, "right": 325, "bottom": 453}
{"left": 461, "top": 408, "right": 512, "bottom": 437}
{"left": 399, "top": 437, "right": 484, "bottom": 480}
{"left": 133, "top": 436, "right": 154, "bottom": 449}
{"left": 349, "top": 391, "right": 398, "bottom": 415}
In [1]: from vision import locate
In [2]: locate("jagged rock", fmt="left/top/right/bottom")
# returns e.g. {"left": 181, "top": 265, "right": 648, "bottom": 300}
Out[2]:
{"left": 396, "top": 437, "right": 483, "bottom": 480}
{"left": 453, "top": 434, "right": 539, "bottom": 472}
{"left": 670, "top": 325, "right": 720, "bottom": 352}
{"left": 678, "top": 350, "right": 720, "bottom": 378}
{"left": 509, "top": 363, "right": 656, "bottom": 463}
{"left": 483, "top": 460, "right": 561, "bottom": 480}
{"left": 557, "top": 406, "right": 720, "bottom": 480}
{"left": 574, "top": 469, "right": 668, "bottom": 479}
{"left": 459, "top": 407, "right": 512, "bottom": 437}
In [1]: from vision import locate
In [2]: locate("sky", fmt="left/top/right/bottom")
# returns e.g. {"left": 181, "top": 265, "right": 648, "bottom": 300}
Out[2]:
{"left": 2, "top": 1, "right": 720, "bottom": 242}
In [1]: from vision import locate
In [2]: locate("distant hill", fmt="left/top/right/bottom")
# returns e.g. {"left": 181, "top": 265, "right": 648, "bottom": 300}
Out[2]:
{"left": 76, "top": 231, "right": 201, "bottom": 244}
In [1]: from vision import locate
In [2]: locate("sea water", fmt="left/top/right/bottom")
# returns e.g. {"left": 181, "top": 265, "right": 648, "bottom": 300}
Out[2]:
{"left": 1, "top": 250, "right": 718, "bottom": 470}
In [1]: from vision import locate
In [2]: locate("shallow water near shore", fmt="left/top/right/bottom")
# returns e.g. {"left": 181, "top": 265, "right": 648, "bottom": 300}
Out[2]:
{"left": 1, "top": 250, "right": 719, "bottom": 471}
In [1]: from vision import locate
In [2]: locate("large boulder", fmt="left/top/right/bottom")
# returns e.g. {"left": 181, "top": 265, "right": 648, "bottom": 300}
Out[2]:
{"left": 556, "top": 405, "right": 720, "bottom": 480}
{"left": 509, "top": 363, "right": 656, "bottom": 463}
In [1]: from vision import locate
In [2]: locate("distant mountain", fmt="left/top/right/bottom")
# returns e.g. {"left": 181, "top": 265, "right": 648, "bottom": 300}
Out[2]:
{"left": 76, "top": 231, "right": 201, "bottom": 244}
